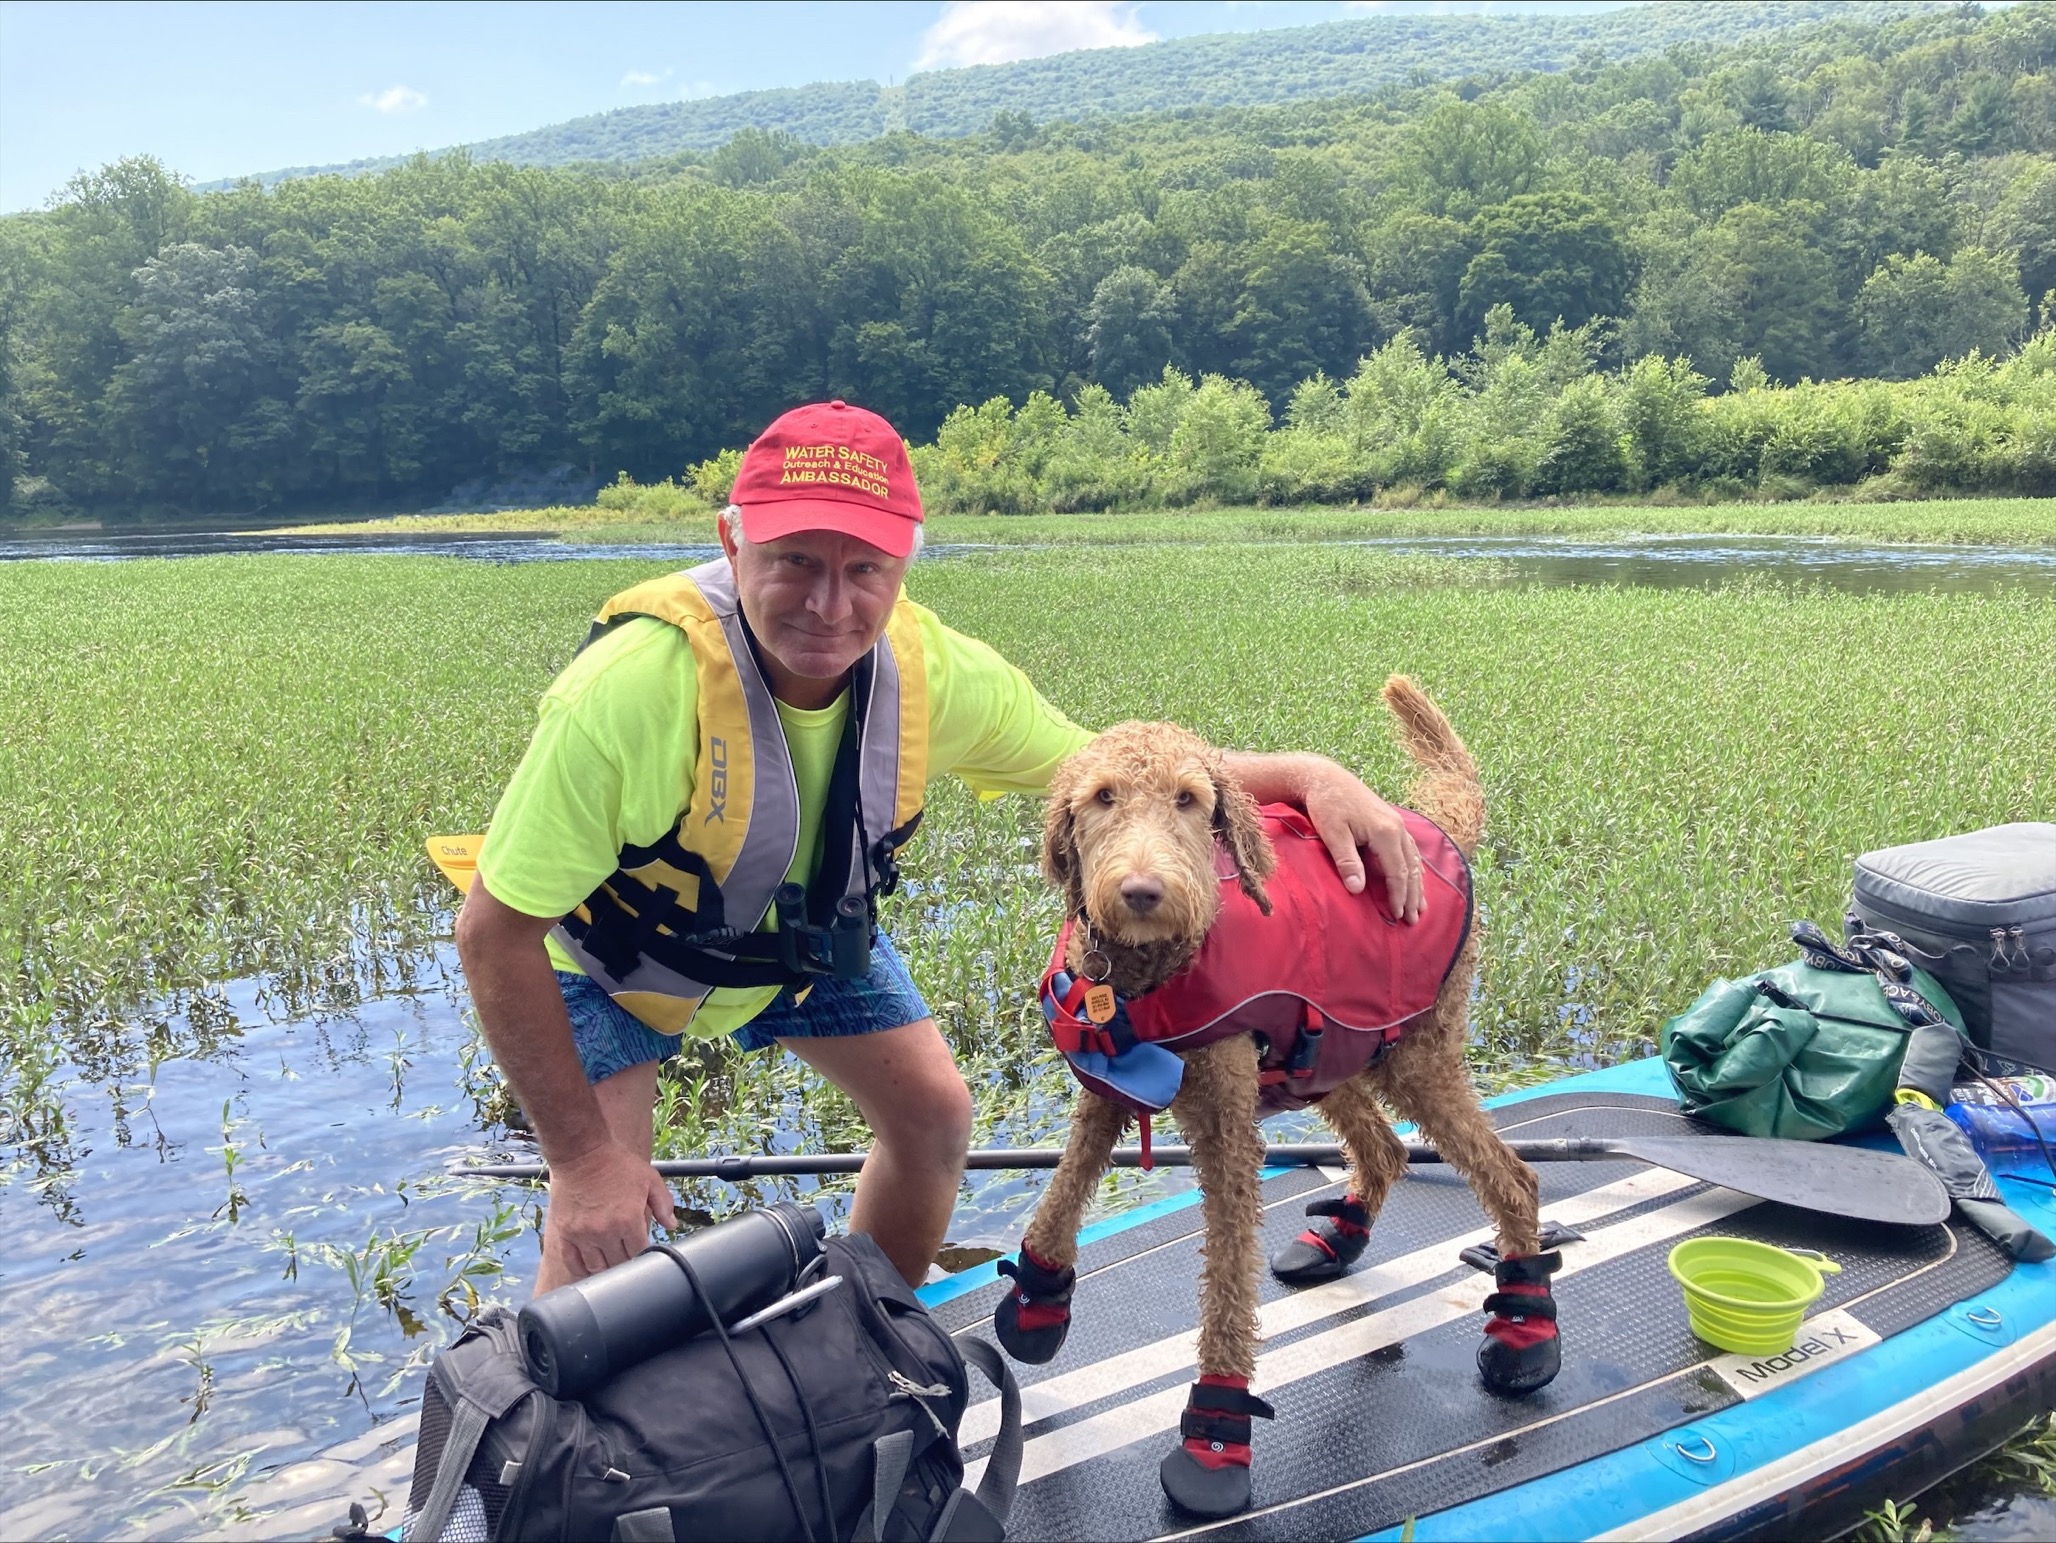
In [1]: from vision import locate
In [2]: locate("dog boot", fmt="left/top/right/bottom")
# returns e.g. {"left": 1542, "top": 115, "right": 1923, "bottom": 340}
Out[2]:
{"left": 994, "top": 1245, "right": 1075, "bottom": 1364}
{"left": 1270, "top": 1194, "right": 1371, "bottom": 1284}
{"left": 1159, "top": 1376, "right": 1275, "bottom": 1518}
{"left": 1477, "top": 1249, "right": 1562, "bottom": 1396}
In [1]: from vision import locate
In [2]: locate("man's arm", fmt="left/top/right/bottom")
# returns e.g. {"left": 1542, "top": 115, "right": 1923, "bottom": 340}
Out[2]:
{"left": 1221, "top": 751, "right": 1425, "bottom": 924}
{"left": 454, "top": 878, "right": 675, "bottom": 1289}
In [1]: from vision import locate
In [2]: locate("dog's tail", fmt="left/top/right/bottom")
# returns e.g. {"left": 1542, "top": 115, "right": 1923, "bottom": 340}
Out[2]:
{"left": 1381, "top": 675, "right": 1483, "bottom": 857}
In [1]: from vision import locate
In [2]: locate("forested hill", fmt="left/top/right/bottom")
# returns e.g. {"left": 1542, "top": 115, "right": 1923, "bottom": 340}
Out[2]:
{"left": 8, "top": 0, "right": 2053, "bottom": 520}
{"left": 224, "top": 1, "right": 1928, "bottom": 188}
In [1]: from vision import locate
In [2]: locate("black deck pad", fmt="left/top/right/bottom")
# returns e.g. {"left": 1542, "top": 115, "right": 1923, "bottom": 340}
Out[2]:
{"left": 935, "top": 1091, "right": 2010, "bottom": 1542}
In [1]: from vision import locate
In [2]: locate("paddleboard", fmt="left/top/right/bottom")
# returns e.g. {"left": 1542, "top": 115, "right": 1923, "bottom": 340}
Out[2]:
{"left": 919, "top": 1056, "right": 2056, "bottom": 1541}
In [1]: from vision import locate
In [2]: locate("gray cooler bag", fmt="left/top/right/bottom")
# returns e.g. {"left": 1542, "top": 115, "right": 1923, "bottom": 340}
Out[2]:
{"left": 1852, "top": 823, "right": 2056, "bottom": 1070}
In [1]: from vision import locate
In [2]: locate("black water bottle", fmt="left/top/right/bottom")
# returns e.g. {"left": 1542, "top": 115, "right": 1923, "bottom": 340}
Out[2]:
{"left": 518, "top": 1202, "right": 825, "bottom": 1398}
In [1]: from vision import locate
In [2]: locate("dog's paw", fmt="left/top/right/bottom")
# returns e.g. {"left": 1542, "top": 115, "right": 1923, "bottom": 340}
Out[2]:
{"left": 993, "top": 1249, "right": 1074, "bottom": 1364}
{"left": 1160, "top": 1379, "right": 1273, "bottom": 1517}
{"left": 1270, "top": 1194, "right": 1371, "bottom": 1285}
{"left": 1478, "top": 1248, "right": 1562, "bottom": 1396}
{"left": 1160, "top": 1444, "right": 1253, "bottom": 1518}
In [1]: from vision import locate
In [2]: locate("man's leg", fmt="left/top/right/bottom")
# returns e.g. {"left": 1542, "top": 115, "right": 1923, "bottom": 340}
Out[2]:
{"left": 781, "top": 1017, "right": 972, "bottom": 1285}
{"left": 593, "top": 1059, "right": 659, "bottom": 1160}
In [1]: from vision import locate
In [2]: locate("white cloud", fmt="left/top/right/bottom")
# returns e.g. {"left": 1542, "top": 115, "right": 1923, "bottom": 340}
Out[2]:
{"left": 358, "top": 84, "right": 428, "bottom": 114}
{"left": 914, "top": 2, "right": 1155, "bottom": 71}
{"left": 621, "top": 68, "right": 672, "bottom": 88}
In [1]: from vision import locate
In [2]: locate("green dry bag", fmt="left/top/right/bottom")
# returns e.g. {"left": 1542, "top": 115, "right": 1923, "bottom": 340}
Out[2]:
{"left": 1661, "top": 920, "right": 1967, "bottom": 1141}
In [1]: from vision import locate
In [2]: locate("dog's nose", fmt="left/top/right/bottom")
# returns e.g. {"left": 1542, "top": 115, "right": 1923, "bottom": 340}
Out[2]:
{"left": 1119, "top": 875, "right": 1164, "bottom": 914}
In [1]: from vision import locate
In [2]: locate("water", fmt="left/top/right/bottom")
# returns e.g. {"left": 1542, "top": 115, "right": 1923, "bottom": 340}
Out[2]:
{"left": 6, "top": 527, "right": 2056, "bottom": 596}
{"left": 0, "top": 931, "right": 1197, "bottom": 1539}
{"left": 5, "top": 524, "right": 2051, "bottom": 1536}
{"left": 0, "top": 953, "right": 519, "bottom": 1539}
{"left": 1339, "top": 530, "right": 2056, "bottom": 596}
{"left": 0, "top": 528, "right": 723, "bottom": 565}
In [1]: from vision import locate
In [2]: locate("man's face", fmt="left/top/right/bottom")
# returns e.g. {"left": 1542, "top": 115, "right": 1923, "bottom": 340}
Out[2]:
{"left": 722, "top": 524, "right": 908, "bottom": 702}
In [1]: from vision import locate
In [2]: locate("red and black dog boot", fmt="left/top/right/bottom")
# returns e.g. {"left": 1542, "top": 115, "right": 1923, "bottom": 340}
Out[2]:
{"left": 1270, "top": 1194, "right": 1371, "bottom": 1284}
{"left": 1159, "top": 1376, "right": 1275, "bottom": 1518}
{"left": 1477, "top": 1248, "right": 1562, "bottom": 1395}
{"left": 994, "top": 1245, "right": 1075, "bottom": 1365}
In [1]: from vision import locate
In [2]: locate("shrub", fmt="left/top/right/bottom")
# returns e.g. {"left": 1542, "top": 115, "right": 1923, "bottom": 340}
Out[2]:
{"left": 1533, "top": 376, "right": 1638, "bottom": 495}
{"left": 1165, "top": 375, "right": 1271, "bottom": 504}
{"left": 593, "top": 473, "right": 709, "bottom": 521}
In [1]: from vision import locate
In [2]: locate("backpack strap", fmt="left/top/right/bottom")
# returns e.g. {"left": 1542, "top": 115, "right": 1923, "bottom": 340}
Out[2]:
{"left": 864, "top": 1430, "right": 915, "bottom": 1543}
{"left": 920, "top": 1338, "right": 1021, "bottom": 1542}
{"left": 406, "top": 1398, "right": 492, "bottom": 1543}
{"left": 959, "top": 1338, "right": 1021, "bottom": 1525}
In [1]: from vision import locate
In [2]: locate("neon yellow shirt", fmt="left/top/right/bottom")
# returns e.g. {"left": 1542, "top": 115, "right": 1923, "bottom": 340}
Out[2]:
{"left": 478, "top": 595, "right": 1092, "bottom": 1040}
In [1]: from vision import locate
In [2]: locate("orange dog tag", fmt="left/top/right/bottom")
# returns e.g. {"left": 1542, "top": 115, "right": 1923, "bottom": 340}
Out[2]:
{"left": 1084, "top": 984, "right": 1117, "bottom": 1024}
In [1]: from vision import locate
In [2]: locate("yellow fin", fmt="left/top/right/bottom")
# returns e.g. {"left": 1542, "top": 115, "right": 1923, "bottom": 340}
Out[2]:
{"left": 426, "top": 834, "right": 485, "bottom": 896}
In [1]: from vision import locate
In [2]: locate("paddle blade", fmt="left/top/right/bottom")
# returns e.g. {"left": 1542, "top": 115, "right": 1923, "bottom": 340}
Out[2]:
{"left": 427, "top": 834, "right": 484, "bottom": 896}
{"left": 1614, "top": 1134, "right": 1951, "bottom": 1227}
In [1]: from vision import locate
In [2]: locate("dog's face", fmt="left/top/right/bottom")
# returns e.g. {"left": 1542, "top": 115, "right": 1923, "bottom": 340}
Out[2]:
{"left": 1043, "top": 721, "right": 1274, "bottom": 947}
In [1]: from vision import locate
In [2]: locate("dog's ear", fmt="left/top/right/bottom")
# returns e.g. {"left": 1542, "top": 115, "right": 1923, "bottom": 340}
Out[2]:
{"left": 1210, "top": 763, "right": 1276, "bottom": 916}
{"left": 1041, "top": 760, "right": 1085, "bottom": 909}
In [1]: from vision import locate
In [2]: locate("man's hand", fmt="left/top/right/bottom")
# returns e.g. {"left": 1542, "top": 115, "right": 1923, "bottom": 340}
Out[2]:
{"left": 1301, "top": 765, "right": 1423, "bottom": 923}
{"left": 537, "top": 1141, "right": 678, "bottom": 1294}
{"left": 1221, "top": 751, "right": 1425, "bottom": 924}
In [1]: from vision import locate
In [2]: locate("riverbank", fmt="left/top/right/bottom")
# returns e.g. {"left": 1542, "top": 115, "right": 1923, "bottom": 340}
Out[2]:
{"left": 257, "top": 492, "right": 2056, "bottom": 547}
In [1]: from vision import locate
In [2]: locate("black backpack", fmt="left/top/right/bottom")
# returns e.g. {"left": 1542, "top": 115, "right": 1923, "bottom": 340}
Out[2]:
{"left": 401, "top": 1233, "right": 1022, "bottom": 1542}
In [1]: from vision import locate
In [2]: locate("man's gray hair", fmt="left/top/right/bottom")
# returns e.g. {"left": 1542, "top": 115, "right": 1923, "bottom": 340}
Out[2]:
{"left": 721, "top": 504, "right": 922, "bottom": 562}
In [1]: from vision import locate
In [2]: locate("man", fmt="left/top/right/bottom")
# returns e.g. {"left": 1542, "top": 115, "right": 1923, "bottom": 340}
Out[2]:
{"left": 456, "top": 399, "right": 1426, "bottom": 1293}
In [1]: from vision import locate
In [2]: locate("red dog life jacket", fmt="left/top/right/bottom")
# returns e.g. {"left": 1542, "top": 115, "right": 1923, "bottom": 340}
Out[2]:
{"left": 1042, "top": 805, "right": 1472, "bottom": 1118}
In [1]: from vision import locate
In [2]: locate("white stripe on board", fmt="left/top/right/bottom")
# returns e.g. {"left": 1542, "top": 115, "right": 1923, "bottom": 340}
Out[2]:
{"left": 1590, "top": 1315, "right": 2056, "bottom": 1541}
{"left": 967, "top": 1181, "right": 1755, "bottom": 1491}
{"left": 958, "top": 1166, "right": 1697, "bottom": 1450}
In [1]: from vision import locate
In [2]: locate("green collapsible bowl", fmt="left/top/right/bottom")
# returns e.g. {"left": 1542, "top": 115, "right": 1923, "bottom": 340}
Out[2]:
{"left": 1667, "top": 1237, "right": 1841, "bottom": 1356}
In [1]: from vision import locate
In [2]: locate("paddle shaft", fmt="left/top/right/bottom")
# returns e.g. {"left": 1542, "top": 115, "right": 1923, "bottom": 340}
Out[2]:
{"left": 459, "top": 1137, "right": 1670, "bottom": 1182}
{"left": 452, "top": 1131, "right": 1949, "bottom": 1225}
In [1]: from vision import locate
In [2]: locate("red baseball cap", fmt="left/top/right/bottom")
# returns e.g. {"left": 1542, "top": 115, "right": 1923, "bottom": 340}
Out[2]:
{"left": 730, "top": 400, "right": 924, "bottom": 558}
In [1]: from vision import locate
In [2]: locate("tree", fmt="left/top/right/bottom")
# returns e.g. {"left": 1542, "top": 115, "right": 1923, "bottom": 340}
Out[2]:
{"left": 709, "top": 129, "right": 803, "bottom": 188}
{"left": 1992, "top": 163, "right": 2056, "bottom": 306}
{"left": 1666, "top": 128, "right": 1851, "bottom": 220}
{"left": 1723, "top": 60, "right": 1794, "bottom": 134}
{"left": 1948, "top": 75, "right": 2014, "bottom": 156}
{"left": 1395, "top": 100, "right": 1544, "bottom": 219}
{"left": 1855, "top": 247, "right": 2029, "bottom": 376}
{"left": 1628, "top": 202, "right": 1840, "bottom": 384}
{"left": 1362, "top": 212, "right": 1470, "bottom": 357}
{"left": 102, "top": 243, "right": 290, "bottom": 507}
{"left": 1226, "top": 218, "right": 1372, "bottom": 407}
{"left": 1458, "top": 192, "right": 1635, "bottom": 338}
{"left": 1086, "top": 265, "right": 1175, "bottom": 399}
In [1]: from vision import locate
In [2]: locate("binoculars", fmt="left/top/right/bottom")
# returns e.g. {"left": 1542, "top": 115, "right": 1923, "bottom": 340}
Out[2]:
{"left": 773, "top": 883, "right": 871, "bottom": 980}
{"left": 519, "top": 1201, "right": 828, "bottom": 1399}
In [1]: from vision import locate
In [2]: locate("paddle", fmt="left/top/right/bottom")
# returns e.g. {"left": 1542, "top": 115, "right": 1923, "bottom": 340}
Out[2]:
{"left": 455, "top": 1131, "right": 1949, "bottom": 1227}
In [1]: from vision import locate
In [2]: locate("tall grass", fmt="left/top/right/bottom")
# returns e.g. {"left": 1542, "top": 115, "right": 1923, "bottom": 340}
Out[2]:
{"left": 4, "top": 547, "right": 2050, "bottom": 1213}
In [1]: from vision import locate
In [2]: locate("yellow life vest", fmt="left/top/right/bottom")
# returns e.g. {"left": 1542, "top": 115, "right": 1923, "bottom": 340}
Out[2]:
{"left": 553, "top": 559, "right": 928, "bottom": 1034}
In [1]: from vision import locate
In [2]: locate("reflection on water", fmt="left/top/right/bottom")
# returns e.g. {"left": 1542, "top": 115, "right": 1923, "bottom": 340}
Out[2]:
{"left": 5, "top": 526, "right": 2056, "bottom": 595}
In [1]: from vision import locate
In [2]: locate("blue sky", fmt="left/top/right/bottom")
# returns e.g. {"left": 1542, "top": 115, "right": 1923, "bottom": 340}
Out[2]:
{"left": 0, "top": 1, "right": 1640, "bottom": 212}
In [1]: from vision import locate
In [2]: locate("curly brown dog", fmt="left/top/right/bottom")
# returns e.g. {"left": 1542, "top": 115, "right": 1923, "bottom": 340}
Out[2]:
{"left": 992, "top": 677, "right": 1561, "bottom": 1519}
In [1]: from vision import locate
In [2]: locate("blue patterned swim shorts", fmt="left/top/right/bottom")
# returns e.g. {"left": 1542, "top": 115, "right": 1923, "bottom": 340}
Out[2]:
{"left": 557, "top": 930, "right": 932, "bottom": 1084}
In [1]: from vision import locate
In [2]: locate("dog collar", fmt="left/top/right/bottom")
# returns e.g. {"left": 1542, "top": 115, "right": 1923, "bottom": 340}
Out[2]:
{"left": 1041, "top": 915, "right": 1132, "bottom": 1057}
